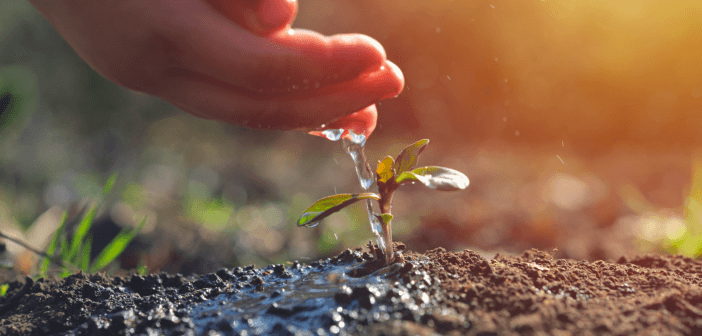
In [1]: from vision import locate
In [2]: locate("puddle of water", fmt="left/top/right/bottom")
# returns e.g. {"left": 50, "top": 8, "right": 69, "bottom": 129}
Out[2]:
{"left": 190, "top": 257, "right": 392, "bottom": 335}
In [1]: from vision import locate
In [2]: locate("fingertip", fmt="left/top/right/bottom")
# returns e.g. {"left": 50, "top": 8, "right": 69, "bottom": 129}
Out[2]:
{"left": 330, "top": 34, "right": 387, "bottom": 75}
{"left": 314, "top": 104, "right": 378, "bottom": 139}
{"left": 355, "top": 104, "right": 378, "bottom": 137}
{"left": 383, "top": 60, "right": 405, "bottom": 99}
{"left": 257, "top": 0, "right": 297, "bottom": 33}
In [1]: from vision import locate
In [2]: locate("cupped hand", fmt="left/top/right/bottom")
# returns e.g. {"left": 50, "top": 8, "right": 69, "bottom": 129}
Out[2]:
{"left": 29, "top": 0, "right": 404, "bottom": 137}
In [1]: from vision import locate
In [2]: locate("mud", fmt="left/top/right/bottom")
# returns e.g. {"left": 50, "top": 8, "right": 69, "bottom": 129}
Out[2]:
{"left": 0, "top": 243, "right": 701, "bottom": 335}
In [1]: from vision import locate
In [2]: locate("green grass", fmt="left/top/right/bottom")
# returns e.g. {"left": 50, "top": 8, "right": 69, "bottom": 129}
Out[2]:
{"left": 39, "top": 174, "right": 145, "bottom": 278}
{"left": 665, "top": 159, "right": 702, "bottom": 257}
{"left": 623, "top": 159, "right": 702, "bottom": 257}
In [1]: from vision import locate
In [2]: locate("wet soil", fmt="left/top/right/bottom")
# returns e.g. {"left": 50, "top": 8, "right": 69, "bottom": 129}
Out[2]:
{"left": 0, "top": 243, "right": 701, "bottom": 335}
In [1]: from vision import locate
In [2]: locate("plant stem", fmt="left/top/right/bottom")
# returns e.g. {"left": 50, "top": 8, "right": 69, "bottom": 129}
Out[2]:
{"left": 378, "top": 186, "right": 395, "bottom": 265}
{"left": 381, "top": 220, "right": 393, "bottom": 265}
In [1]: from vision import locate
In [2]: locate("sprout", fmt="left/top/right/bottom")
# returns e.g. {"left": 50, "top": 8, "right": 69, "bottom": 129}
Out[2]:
{"left": 297, "top": 139, "right": 469, "bottom": 266}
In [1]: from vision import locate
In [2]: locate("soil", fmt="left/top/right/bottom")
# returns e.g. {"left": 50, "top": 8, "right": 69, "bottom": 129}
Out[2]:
{"left": 0, "top": 242, "right": 701, "bottom": 335}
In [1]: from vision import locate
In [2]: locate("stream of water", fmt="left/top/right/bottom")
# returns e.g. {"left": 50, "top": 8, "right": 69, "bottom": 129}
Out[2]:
{"left": 320, "top": 129, "right": 386, "bottom": 255}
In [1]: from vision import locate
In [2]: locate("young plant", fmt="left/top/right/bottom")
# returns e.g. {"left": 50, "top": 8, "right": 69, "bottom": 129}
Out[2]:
{"left": 297, "top": 139, "right": 469, "bottom": 265}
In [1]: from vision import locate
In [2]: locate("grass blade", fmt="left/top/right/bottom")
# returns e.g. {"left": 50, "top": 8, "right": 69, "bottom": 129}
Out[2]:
{"left": 67, "top": 202, "right": 98, "bottom": 264}
{"left": 89, "top": 217, "right": 146, "bottom": 273}
{"left": 80, "top": 234, "right": 92, "bottom": 271}
{"left": 102, "top": 173, "right": 118, "bottom": 197}
{"left": 39, "top": 211, "right": 68, "bottom": 278}
{"left": 59, "top": 234, "right": 69, "bottom": 263}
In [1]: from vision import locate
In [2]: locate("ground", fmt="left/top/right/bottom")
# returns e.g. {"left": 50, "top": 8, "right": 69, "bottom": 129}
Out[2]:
{"left": 0, "top": 242, "right": 701, "bottom": 335}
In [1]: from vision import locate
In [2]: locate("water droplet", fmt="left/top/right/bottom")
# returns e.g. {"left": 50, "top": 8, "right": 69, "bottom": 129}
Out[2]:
{"left": 300, "top": 211, "right": 323, "bottom": 227}
{"left": 302, "top": 220, "right": 320, "bottom": 228}
{"left": 346, "top": 129, "right": 367, "bottom": 146}
{"left": 321, "top": 128, "right": 344, "bottom": 141}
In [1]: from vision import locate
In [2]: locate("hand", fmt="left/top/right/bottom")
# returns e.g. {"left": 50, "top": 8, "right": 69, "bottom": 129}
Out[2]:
{"left": 28, "top": 0, "right": 403, "bottom": 136}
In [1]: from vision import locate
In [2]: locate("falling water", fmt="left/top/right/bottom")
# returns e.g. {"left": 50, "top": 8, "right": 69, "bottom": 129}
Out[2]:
{"left": 320, "top": 129, "right": 386, "bottom": 254}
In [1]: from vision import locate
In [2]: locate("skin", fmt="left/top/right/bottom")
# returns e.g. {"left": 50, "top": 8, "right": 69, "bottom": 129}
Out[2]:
{"left": 27, "top": 0, "right": 404, "bottom": 138}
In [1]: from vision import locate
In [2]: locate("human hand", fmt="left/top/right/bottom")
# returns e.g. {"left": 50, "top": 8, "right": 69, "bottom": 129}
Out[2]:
{"left": 29, "top": 0, "right": 403, "bottom": 137}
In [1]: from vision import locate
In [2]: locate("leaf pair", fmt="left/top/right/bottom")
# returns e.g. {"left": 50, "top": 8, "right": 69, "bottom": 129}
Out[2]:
{"left": 376, "top": 139, "right": 429, "bottom": 184}
{"left": 377, "top": 139, "right": 469, "bottom": 190}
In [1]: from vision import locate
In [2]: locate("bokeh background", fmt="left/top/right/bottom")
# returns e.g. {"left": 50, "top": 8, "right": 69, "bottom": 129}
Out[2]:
{"left": 2, "top": 0, "right": 702, "bottom": 275}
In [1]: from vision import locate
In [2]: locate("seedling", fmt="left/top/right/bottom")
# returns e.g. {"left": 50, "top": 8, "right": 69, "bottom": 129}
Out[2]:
{"left": 297, "top": 139, "right": 469, "bottom": 265}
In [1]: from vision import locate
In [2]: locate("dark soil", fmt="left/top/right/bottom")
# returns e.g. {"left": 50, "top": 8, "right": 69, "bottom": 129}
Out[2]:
{"left": 1, "top": 243, "right": 701, "bottom": 335}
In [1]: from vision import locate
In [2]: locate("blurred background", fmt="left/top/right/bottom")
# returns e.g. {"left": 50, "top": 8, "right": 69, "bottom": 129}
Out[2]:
{"left": 2, "top": 0, "right": 702, "bottom": 275}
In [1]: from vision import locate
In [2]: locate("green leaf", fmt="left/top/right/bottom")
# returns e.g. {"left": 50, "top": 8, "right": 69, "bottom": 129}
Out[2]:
{"left": 298, "top": 193, "right": 380, "bottom": 227}
{"left": 80, "top": 234, "right": 92, "bottom": 271}
{"left": 394, "top": 139, "right": 429, "bottom": 175}
{"left": 376, "top": 156, "right": 395, "bottom": 183}
{"left": 59, "top": 234, "right": 70, "bottom": 263}
{"left": 402, "top": 166, "right": 469, "bottom": 191}
{"left": 379, "top": 214, "right": 393, "bottom": 224}
{"left": 102, "top": 173, "right": 118, "bottom": 196}
{"left": 395, "top": 171, "right": 420, "bottom": 185}
{"left": 90, "top": 216, "right": 146, "bottom": 273}
{"left": 40, "top": 211, "right": 68, "bottom": 278}
{"left": 68, "top": 202, "right": 98, "bottom": 263}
